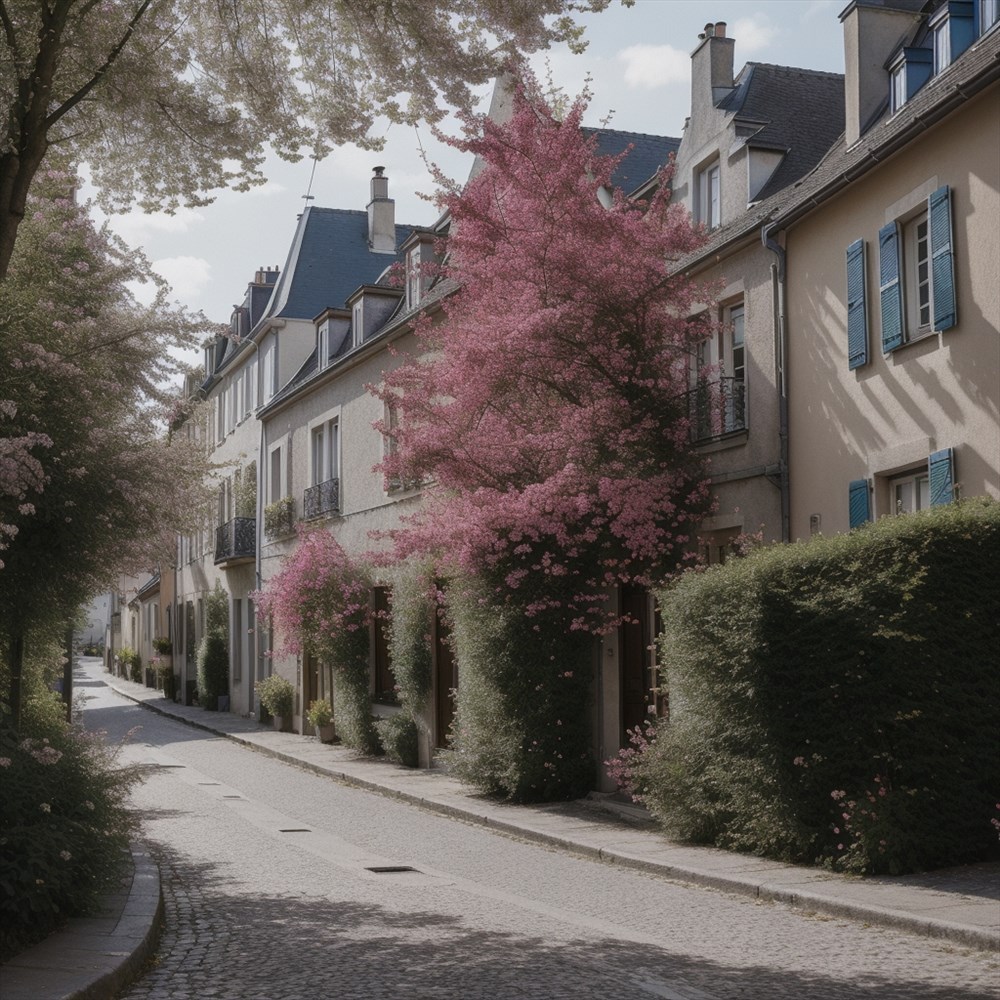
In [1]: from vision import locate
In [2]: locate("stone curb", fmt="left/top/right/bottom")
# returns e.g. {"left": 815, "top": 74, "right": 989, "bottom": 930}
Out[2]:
{"left": 109, "top": 679, "right": 1000, "bottom": 954}
{"left": 1, "top": 843, "right": 164, "bottom": 1000}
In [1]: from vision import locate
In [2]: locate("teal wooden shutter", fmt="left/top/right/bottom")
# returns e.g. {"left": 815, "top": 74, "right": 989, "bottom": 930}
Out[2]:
{"left": 846, "top": 239, "right": 868, "bottom": 369}
{"left": 849, "top": 478, "right": 871, "bottom": 528}
{"left": 928, "top": 448, "right": 955, "bottom": 506}
{"left": 879, "top": 222, "right": 903, "bottom": 352}
{"left": 929, "top": 186, "right": 956, "bottom": 331}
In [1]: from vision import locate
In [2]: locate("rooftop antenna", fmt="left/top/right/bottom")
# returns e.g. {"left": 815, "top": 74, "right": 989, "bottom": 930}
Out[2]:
{"left": 302, "top": 154, "right": 319, "bottom": 204}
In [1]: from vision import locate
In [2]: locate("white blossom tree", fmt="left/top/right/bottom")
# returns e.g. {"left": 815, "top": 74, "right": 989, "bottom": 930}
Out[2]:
{"left": 0, "top": 0, "right": 620, "bottom": 278}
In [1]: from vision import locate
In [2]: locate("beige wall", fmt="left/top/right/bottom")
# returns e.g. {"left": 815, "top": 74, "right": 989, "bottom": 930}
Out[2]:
{"left": 785, "top": 85, "right": 1000, "bottom": 539}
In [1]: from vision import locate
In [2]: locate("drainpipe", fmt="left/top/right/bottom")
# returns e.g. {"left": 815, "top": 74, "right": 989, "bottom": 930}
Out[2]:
{"left": 763, "top": 223, "right": 791, "bottom": 543}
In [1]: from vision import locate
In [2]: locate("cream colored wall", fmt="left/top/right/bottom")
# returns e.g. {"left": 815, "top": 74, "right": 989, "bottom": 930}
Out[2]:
{"left": 688, "top": 243, "right": 784, "bottom": 544}
{"left": 785, "top": 86, "right": 1000, "bottom": 539}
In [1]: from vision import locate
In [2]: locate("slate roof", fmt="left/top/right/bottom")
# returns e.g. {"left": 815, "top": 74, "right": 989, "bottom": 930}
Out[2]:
{"left": 582, "top": 128, "right": 681, "bottom": 194}
{"left": 717, "top": 62, "right": 846, "bottom": 201}
{"left": 258, "top": 207, "right": 417, "bottom": 328}
{"left": 675, "top": 24, "right": 1000, "bottom": 272}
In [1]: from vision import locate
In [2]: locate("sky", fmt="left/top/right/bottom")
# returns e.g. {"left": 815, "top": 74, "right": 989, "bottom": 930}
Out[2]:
{"left": 82, "top": 0, "right": 846, "bottom": 335}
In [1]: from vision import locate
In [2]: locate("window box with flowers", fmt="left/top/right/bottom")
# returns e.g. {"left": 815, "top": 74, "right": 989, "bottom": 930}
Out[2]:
{"left": 264, "top": 496, "right": 295, "bottom": 539}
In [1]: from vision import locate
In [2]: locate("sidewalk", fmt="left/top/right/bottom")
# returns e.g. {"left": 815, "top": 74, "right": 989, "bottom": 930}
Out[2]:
{"left": 103, "top": 666, "right": 999, "bottom": 954}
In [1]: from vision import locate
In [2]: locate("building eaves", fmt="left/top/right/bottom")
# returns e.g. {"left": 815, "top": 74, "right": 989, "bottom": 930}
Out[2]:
{"left": 582, "top": 127, "right": 681, "bottom": 193}
{"left": 134, "top": 573, "right": 161, "bottom": 601}
{"left": 675, "top": 25, "right": 1000, "bottom": 271}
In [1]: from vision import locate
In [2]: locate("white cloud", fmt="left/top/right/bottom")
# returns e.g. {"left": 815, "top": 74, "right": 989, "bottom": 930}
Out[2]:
{"left": 152, "top": 255, "right": 212, "bottom": 303}
{"left": 617, "top": 44, "right": 689, "bottom": 89}
{"left": 732, "top": 15, "right": 778, "bottom": 54}
{"left": 109, "top": 206, "right": 205, "bottom": 244}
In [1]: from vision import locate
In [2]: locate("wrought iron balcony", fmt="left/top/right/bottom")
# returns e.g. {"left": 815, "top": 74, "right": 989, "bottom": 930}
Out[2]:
{"left": 303, "top": 478, "right": 340, "bottom": 520}
{"left": 690, "top": 376, "right": 747, "bottom": 441}
{"left": 214, "top": 517, "right": 256, "bottom": 565}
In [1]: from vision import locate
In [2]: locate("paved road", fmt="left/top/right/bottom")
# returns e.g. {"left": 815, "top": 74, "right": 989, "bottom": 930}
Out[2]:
{"left": 75, "top": 672, "right": 999, "bottom": 1000}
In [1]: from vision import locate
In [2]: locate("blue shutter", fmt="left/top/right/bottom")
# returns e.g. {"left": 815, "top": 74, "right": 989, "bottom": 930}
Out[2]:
{"left": 849, "top": 478, "right": 871, "bottom": 528}
{"left": 928, "top": 448, "right": 955, "bottom": 506}
{"left": 879, "top": 223, "right": 904, "bottom": 352}
{"left": 846, "top": 239, "right": 868, "bottom": 369}
{"left": 929, "top": 186, "right": 957, "bottom": 331}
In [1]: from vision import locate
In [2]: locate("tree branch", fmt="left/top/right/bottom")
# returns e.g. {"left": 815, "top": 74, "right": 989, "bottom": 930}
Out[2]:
{"left": 44, "top": 0, "right": 153, "bottom": 130}
{"left": 0, "top": 0, "right": 19, "bottom": 60}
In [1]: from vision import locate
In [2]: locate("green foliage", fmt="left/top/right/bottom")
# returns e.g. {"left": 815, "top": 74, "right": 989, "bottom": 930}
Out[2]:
{"left": 117, "top": 647, "right": 141, "bottom": 683}
{"left": 329, "top": 625, "right": 382, "bottom": 756}
{"left": 197, "top": 634, "right": 228, "bottom": 710}
{"left": 384, "top": 562, "right": 435, "bottom": 713}
{"left": 196, "top": 584, "right": 229, "bottom": 709}
{"left": 152, "top": 637, "right": 173, "bottom": 655}
{"left": 156, "top": 661, "right": 177, "bottom": 701}
{"left": 641, "top": 498, "right": 1000, "bottom": 875}
{"left": 264, "top": 497, "right": 295, "bottom": 538}
{"left": 235, "top": 462, "right": 257, "bottom": 518}
{"left": 306, "top": 698, "right": 333, "bottom": 728}
{"left": 0, "top": 690, "right": 139, "bottom": 962}
{"left": 442, "top": 578, "right": 594, "bottom": 802}
{"left": 255, "top": 674, "right": 294, "bottom": 718}
{"left": 375, "top": 713, "right": 419, "bottom": 768}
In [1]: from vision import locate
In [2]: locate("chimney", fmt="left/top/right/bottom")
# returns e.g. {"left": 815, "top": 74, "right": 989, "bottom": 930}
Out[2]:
{"left": 841, "top": 1, "right": 923, "bottom": 146}
{"left": 367, "top": 166, "right": 396, "bottom": 253}
{"left": 692, "top": 18, "right": 736, "bottom": 114}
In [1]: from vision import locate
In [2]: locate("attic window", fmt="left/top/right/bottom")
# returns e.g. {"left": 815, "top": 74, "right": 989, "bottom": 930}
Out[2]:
{"left": 888, "top": 47, "right": 932, "bottom": 113}
{"left": 406, "top": 246, "right": 421, "bottom": 310}
{"left": 318, "top": 322, "right": 329, "bottom": 370}
{"left": 696, "top": 160, "right": 721, "bottom": 230}
{"left": 982, "top": 0, "right": 1000, "bottom": 32}
{"left": 352, "top": 300, "right": 363, "bottom": 347}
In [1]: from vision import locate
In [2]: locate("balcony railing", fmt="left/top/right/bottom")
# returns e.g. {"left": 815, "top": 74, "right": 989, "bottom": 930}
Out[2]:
{"left": 690, "top": 377, "right": 747, "bottom": 441}
{"left": 214, "top": 517, "right": 256, "bottom": 565}
{"left": 303, "top": 478, "right": 340, "bottom": 520}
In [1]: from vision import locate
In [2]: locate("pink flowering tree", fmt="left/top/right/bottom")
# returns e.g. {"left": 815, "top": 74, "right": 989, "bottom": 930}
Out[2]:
{"left": 1, "top": 170, "right": 211, "bottom": 729}
{"left": 376, "top": 81, "right": 713, "bottom": 628}
{"left": 371, "top": 79, "right": 715, "bottom": 801}
{"left": 255, "top": 530, "right": 379, "bottom": 753}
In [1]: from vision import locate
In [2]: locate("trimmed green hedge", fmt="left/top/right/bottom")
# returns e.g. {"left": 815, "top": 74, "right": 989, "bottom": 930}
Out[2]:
{"left": 443, "top": 579, "right": 594, "bottom": 803}
{"left": 642, "top": 498, "right": 1000, "bottom": 874}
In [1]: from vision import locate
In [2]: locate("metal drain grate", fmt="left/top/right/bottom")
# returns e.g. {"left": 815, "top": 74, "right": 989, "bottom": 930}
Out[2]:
{"left": 278, "top": 828, "right": 312, "bottom": 833}
{"left": 222, "top": 794, "right": 243, "bottom": 799}
{"left": 365, "top": 866, "right": 419, "bottom": 874}
{"left": 198, "top": 782, "right": 221, "bottom": 786}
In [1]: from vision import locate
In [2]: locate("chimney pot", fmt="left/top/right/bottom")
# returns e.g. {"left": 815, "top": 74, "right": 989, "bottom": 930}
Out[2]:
{"left": 704, "top": 22, "right": 715, "bottom": 37}
{"left": 715, "top": 21, "right": 726, "bottom": 38}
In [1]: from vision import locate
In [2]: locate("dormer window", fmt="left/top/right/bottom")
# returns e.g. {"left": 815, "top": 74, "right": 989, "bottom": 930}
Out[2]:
{"left": 352, "top": 300, "right": 363, "bottom": 348}
{"left": 981, "top": 0, "right": 1000, "bottom": 33}
{"left": 929, "top": 2, "right": 975, "bottom": 73}
{"left": 888, "top": 47, "right": 932, "bottom": 112}
{"left": 406, "top": 246, "right": 421, "bottom": 310}
{"left": 318, "top": 322, "right": 329, "bottom": 370}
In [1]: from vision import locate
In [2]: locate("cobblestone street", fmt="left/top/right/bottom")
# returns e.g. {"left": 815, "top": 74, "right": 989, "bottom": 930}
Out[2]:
{"left": 78, "top": 675, "right": 999, "bottom": 1000}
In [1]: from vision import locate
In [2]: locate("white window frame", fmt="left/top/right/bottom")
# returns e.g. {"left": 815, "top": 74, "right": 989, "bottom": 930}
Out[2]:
{"left": 261, "top": 340, "right": 277, "bottom": 404}
{"left": 352, "top": 300, "right": 364, "bottom": 347}
{"left": 890, "top": 63, "right": 906, "bottom": 112}
{"left": 310, "top": 418, "right": 339, "bottom": 487}
{"left": 268, "top": 442, "right": 285, "bottom": 505}
{"left": 890, "top": 468, "right": 930, "bottom": 515}
{"left": 900, "top": 208, "right": 932, "bottom": 340}
{"left": 697, "top": 160, "right": 721, "bottom": 230}
{"left": 318, "top": 322, "right": 329, "bottom": 371}
{"left": 933, "top": 18, "right": 951, "bottom": 73}
{"left": 982, "top": 0, "right": 1000, "bottom": 33}
{"left": 406, "top": 246, "right": 422, "bottom": 310}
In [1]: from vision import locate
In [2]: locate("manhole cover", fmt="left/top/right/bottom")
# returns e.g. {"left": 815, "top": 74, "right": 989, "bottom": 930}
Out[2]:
{"left": 365, "top": 866, "right": 419, "bottom": 874}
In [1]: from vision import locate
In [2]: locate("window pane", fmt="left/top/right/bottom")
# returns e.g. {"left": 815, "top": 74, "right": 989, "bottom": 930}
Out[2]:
{"left": 916, "top": 475, "right": 930, "bottom": 511}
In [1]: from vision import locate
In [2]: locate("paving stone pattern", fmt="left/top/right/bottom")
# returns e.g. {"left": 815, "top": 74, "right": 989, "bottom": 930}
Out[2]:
{"left": 76, "top": 680, "right": 1000, "bottom": 1000}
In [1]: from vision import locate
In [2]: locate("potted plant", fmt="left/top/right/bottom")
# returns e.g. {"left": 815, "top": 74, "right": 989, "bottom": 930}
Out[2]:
{"left": 255, "top": 674, "right": 294, "bottom": 731}
{"left": 306, "top": 698, "right": 336, "bottom": 743}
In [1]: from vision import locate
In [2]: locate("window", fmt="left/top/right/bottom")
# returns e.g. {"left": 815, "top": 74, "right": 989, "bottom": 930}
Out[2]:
{"left": 878, "top": 185, "right": 956, "bottom": 352}
{"left": 981, "top": 0, "right": 1000, "bottom": 33}
{"left": 352, "top": 300, "right": 364, "bottom": 347}
{"left": 242, "top": 361, "right": 254, "bottom": 419}
{"left": 310, "top": 420, "right": 339, "bottom": 487}
{"left": 690, "top": 301, "right": 746, "bottom": 439}
{"left": 890, "top": 469, "right": 930, "bottom": 515}
{"left": 261, "top": 341, "right": 277, "bottom": 403}
{"left": 890, "top": 63, "right": 906, "bottom": 112}
{"left": 318, "top": 322, "right": 329, "bottom": 370}
{"left": 933, "top": 19, "right": 951, "bottom": 72}
{"left": 406, "top": 246, "right": 422, "bottom": 310}
{"left": 269, "top": 445, "right": 283, "bottom": 504}
{"left": 697, "top": 161, "right": 721, "bottom": 229}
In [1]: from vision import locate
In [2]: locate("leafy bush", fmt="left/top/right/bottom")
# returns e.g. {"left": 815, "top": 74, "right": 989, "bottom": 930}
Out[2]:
{"left": 264, "top": 496, "right": 295, "bottom": 538}
{"left": 255, "top": 674, "right": 293, "bottom": 718}
{"left": 156, "top": 661, "right": 177, "bottom": 701}
{"left": 306, "top": 698, "right": 333, "bottom": 728}
{"left": 385, "top": 561, "right": 435, "bottom": 714}
{"left": 197, "top": 634, "right": 228, "bottom": 709}
{"left": 641, "top": 498, "right": 1000, "bottom": 874}
{"left": 375, "top": 713, "right": 419, "bottom": 767}
{"left": 442, "top": 579, "right": 594, "bottom": 802}
{"left": 0, "top": 690, "right": 139, "bottom": 962}
{"left": 117, "top": 646, "right": 141, "bottom": 683}
{"left": 151, "top": 637, "right": 173, "bottom": 655}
